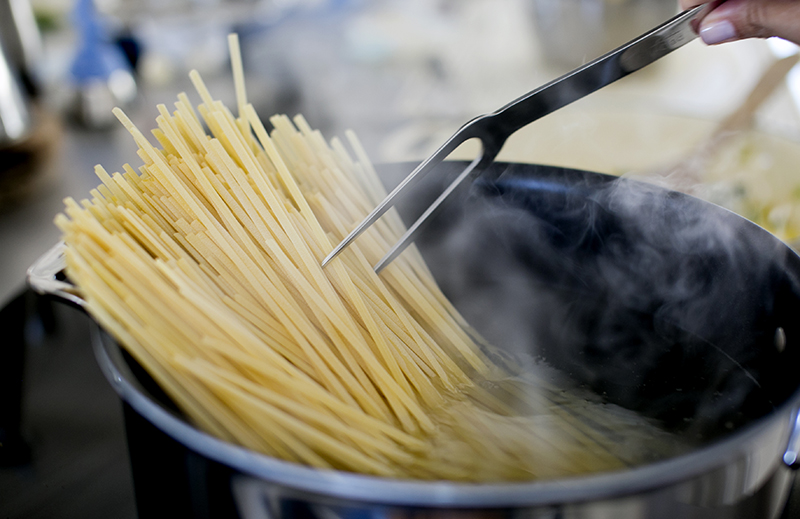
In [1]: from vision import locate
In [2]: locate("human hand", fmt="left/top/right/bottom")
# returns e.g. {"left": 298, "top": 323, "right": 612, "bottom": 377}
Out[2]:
{"left": 679, "top": 0, "right": 800, "bottom": 46}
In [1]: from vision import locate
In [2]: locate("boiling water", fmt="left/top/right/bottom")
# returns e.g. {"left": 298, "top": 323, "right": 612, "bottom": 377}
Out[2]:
{"left": 418, "top": 353, "right": 696, "bottom": 482}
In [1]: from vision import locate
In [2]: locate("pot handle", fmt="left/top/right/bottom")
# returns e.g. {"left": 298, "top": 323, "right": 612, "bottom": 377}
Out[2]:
{"left": 784, "top": 410, "right": 800, "bottom": 469}
{"left": 26, "top": 241, "right": 86, "bottom": 309}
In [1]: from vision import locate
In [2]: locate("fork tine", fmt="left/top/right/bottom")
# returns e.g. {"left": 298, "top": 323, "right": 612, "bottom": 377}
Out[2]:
{"left": 373, "top": 153, "right": 483, "bottom": 273}
{"left": 321, "top": 134, "right": 467, "bottom": 267}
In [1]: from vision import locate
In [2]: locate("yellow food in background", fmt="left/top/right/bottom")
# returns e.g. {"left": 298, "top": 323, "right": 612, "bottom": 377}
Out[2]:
{"left": 490, "top": 107, "right": 800, "bottom": 249}
{"left": 692, "top": 132, "right": 800, "bottom": 246}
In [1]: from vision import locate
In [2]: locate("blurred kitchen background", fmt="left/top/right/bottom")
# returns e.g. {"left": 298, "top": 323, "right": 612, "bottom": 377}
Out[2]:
{"left": 3, "top": 0, "right": 800, "bottom": 517}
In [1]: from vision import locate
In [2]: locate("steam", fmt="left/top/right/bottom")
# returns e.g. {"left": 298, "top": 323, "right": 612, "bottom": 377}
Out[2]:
{"left": 397, "top": 161, "right": 796, "bottom": 443}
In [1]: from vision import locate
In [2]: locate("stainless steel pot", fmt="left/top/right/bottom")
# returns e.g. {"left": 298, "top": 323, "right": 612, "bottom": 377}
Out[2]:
{"left": 29, "top": 161, "right": 800, "bottom": 518}
{"left": 0, "top": 36, "right": 31, "bottom": 146}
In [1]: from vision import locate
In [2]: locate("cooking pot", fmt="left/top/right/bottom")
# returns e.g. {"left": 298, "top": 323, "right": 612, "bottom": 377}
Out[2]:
{"left": 28, "top": 161, "right": 800, "bottom": 518}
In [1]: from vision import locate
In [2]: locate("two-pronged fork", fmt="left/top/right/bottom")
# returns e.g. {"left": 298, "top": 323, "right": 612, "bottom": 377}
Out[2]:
{"left": 322, "top": 6, "right": 704, "bottom": 273}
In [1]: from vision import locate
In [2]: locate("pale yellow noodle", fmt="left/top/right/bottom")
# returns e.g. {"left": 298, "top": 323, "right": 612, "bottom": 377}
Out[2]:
{"left": 57, "top": 34, "right": 656, "bottom": 481}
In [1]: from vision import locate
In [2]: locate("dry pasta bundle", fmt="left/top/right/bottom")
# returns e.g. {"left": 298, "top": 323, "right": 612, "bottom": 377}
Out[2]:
{"left": 56, "top": 35, "right": 674, "bottom": 481}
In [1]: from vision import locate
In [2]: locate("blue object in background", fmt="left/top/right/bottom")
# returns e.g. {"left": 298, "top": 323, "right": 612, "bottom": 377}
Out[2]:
{"left": 67, "top": 0, "right": 137, "bottom": 128}
{"left": 69, "top": 0, "right": 131, "bottom": 84}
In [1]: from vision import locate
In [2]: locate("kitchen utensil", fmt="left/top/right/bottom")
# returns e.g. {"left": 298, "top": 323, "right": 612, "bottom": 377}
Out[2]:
{"left": 27, "top": 161, "right": 800, "bottom": 518}
{"left": 322, "top": 6, "right": 704, "bottom": 272}
{"left": 0, "top": 37, "right": 31, "bottom": 146}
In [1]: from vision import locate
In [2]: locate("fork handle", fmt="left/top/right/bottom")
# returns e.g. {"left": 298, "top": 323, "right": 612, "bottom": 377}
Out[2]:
{"left": 486, "top": 5, "right": 704, "bottom": 140}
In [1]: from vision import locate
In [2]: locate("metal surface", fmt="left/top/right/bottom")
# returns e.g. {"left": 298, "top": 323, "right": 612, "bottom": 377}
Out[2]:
{"left": 0, "top": 37, "right": 31, "bottom": 146}
{"left": 322, "top": 6, "right": 704, "bottom": 272}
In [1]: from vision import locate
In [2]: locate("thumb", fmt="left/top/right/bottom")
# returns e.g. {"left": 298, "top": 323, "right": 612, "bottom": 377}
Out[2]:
{"left": 698, "top": 0, "right": 800, "bottom": 46}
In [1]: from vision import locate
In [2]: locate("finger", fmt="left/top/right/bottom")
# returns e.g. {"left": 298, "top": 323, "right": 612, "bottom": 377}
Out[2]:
{"left": 685, "top": 1, "right": 726, "bottom": 36}
{"left": 699, "top": 0, "right": 800, "bottom": 45}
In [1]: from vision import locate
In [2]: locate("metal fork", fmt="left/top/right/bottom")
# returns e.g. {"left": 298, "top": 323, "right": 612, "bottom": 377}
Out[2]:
{"left": 322, "top": 6, "right": 704, "bottom": 273}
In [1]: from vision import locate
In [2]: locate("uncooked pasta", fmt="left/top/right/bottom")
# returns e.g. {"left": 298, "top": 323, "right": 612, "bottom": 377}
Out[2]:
{"left": 56, "top": 34, "right": 676, "bottom": 481}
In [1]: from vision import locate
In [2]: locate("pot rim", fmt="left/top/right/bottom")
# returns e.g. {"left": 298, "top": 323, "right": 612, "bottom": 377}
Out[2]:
{"left": 92, "top": 326, "right": 800, "bottom": 508}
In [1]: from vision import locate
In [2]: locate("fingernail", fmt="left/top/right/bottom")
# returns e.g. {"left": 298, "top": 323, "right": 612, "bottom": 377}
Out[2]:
{"left": 700, "top": 19, "right": 737, "bottom": 45}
